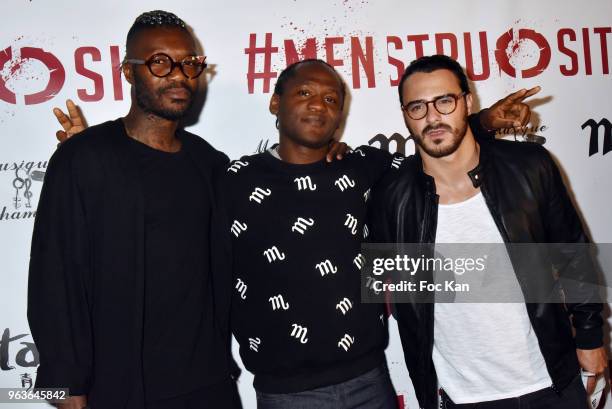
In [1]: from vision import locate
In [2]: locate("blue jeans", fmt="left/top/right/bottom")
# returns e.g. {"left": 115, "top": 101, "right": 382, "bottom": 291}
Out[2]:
{"left": 256, "top": 365, "right": 399, "bottom": 409}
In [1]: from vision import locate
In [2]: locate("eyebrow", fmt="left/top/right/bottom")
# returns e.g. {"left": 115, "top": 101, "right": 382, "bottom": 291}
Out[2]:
{"left": 405, "top": 92, "right": 458, "bottom": 105}
{"left": 297, "top": 81, "right": 341, "bottom": 93}
{"left": 144, "top": 48, "right": 198, "bottom": 57}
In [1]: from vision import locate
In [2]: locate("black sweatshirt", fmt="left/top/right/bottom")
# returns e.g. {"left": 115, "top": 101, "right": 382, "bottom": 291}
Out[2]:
{"left": 224, "top": 146, "right": 394, "bottom": 393}
{"left": 126, "top": 137, "right": 215, "bottom": 401}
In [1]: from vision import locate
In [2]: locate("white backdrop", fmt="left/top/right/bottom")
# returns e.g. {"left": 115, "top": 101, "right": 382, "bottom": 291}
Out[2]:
{"left": 1, "top": 1, "right": 611, "bottom": 408}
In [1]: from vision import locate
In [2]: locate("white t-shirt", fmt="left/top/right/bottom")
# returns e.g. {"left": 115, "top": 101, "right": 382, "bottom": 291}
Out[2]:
{"left": 433, "top": 192, "right": 552, "bottom": 404}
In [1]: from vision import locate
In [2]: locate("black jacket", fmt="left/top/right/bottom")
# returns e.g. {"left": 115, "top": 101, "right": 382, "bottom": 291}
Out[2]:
{"left": 28, "top": 119, "right": 234, "bottom": 408}
{"left": 368, "top": 138, "right": 603, "bottom": 409}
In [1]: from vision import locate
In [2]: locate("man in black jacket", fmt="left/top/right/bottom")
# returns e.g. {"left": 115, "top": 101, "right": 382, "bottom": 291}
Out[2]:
{"left": 368, "top": 55, "right": 606, "bottom": 409}
{"left": 28, "top": 11, "right": 239, "bottom": 409}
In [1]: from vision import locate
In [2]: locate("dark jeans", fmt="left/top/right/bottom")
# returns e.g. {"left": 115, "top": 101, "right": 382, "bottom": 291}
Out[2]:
{"left": 440, "top": 375, "right": 588, "bottom": 409}
{"left": 255, "top": 365, "right": 399, "bottom": 409}
{"left": 145, "top": 378, "right": 242, "bottom": 409}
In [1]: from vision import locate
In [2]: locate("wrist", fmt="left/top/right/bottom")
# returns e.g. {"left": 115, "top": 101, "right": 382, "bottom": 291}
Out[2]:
{"left": 478, "top": 108, "right": 495, "bottom": 132}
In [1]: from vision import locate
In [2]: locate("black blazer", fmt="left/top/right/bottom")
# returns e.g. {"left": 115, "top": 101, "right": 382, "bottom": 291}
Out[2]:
{"left": 28, "top": 119, "right": 234, "bottom": 408}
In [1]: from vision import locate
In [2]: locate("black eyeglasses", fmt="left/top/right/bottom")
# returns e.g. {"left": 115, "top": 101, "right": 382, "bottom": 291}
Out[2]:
{"left": 401, "top": 92, "right": 467, "bottom": 120}
{"left": 125, "top": 53, "right": 207, "bottom": 79}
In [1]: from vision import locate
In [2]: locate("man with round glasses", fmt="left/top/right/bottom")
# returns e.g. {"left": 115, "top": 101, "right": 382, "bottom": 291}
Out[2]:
{"left": 124, "top": 53, "right": 207, "bottom": 80}
{"left": 28, "top": 10, "right": 240, "bottom": 409}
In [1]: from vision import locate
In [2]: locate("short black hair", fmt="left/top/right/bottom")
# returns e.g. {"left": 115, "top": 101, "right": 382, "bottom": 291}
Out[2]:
{"left": 274, "top": 59, "right": 346, "bottom": 101}
{"left": 398, "top": 54, "right": 471, "bottom": 105}
{"left": 126, "top": 10, "right": 189, "bottom": 55}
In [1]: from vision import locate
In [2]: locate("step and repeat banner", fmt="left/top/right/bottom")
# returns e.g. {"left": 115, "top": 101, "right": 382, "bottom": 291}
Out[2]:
{"left": 1, "top": 0, "right": 611, "bottom": 408}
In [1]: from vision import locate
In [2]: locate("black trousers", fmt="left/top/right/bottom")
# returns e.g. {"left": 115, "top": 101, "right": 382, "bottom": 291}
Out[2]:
{"left": 440, "top": 375, "right": 588, "bottom": 409}
{"left": 146, "top": 378, "right": 242, "bottom": 409}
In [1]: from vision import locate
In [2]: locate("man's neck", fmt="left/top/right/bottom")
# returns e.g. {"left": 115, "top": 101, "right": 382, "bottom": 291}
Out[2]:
{"left": 276, "top": 135, "right": 329, "bottom": 164}
{"left": 123, "top": 105, "right": 181, "bottom": 153}
{"left": 420, "top": 129, "right": 481, "bottom": 204}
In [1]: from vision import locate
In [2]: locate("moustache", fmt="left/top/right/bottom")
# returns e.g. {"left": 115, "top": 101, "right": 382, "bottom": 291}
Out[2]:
{"left": 158, "top": 83, "right": 193, "bottom": 96}
{"left": 423, "top": 123, "right": 452, "bottom": 135}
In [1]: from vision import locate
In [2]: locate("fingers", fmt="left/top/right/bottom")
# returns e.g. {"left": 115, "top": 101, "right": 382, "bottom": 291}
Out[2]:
{"left": 53, "top": 107, "right": 73, "bottom": 132}
{"left": 326, "top": 141, "right": 348, "bottom": 162}
{"left": 492, "top": 89, "right": 534, "bottom": 129}
{"left": 517, "top": 104, "right": 531, "bottom": 127}
{"left": 577, "top": 347, "right": 608, "bottom": 375}
{"left": 586, "top": 376, "right": 596, "bottom": 395}
{"left": 521, "top": 86, "right": 541, "bottom": 100}
{"left": 335, "top": 142, "right": 350, "bottom": 159}
{"left": 505, "top": 86, "right": 542, "bottom": 103}
{"left": 503, "top": 88, "right": 527, "bottom": 103}
{"left": 54, "top": 99, "right": 86, "bottom": 140}
{"left": 326, "top": 142, "right": 338, "bottom": 162}
{"left": 66, "top": 99, "right": 84, "bottom": 127}
{"left": 56, "top": 130, "right": 68, "bottom": 143}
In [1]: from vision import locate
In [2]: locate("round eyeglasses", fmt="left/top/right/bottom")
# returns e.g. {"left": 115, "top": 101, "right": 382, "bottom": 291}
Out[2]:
{"left": 125, "top": 53, "right": 207, "bottom": 79}
{"left": 401, "top": 92, "right": 467, "bottom": 120}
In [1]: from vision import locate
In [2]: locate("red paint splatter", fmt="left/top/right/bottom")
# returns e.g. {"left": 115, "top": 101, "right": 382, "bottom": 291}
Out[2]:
{"left": 9, "top": 60, "right": 23, "bottom": 77}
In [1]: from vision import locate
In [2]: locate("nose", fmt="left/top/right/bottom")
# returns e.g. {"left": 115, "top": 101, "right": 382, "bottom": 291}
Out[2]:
{"left": 307, "top": 95, "right": 325, "bottom": 112}
{"left": 167, "top": 63, "right": 186, "bottom": 81}
{"left": 424, "top": 101, "right": 442, "bottom": 123}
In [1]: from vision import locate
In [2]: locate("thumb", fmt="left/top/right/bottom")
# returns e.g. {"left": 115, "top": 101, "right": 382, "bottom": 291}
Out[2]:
{"left": 56, "top": 130, "right": 68, "bottom": 143}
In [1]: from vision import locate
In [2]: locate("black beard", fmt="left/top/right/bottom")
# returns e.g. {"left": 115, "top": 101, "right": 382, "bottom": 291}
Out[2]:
{"left": 412, "top": 120, "right": 469, "bottom": 158}
{"left": 133, "top": 72, "right": 193, "bottom": 121}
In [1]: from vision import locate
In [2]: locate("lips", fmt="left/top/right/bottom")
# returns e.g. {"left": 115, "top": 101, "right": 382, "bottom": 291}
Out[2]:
{"left": 302, "top": 116, "right": 326, "bottom": 127}
{"left": 424, "top": 124, "right": 452, "bottom": 138}
{"left": 426, "top": 128, "right": 448, "bottom": 138}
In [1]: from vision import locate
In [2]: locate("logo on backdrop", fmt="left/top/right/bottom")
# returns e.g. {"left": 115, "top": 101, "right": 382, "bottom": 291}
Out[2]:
{"left": 245, "top": 25, "right": 611, "bottom": 94}
{"left": 0, "top": 44, "right": 123, "bottom": 105}
{"left": 368, "top": 133, "right": 412, "bottom": 155}
{"left": 581, "top": 118, "right": 611, "bottom": 156}
{"left": 0, "top": 46, "right": 64, "bottom": 105}
{"left": 0, "top": 160, "right": 47, "bottom": 221}
{"left": 498, "top": 124, "right": 548, "bottom": 145}
{"left": 0, "top": 328, "right": 39, "bottom": 389}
